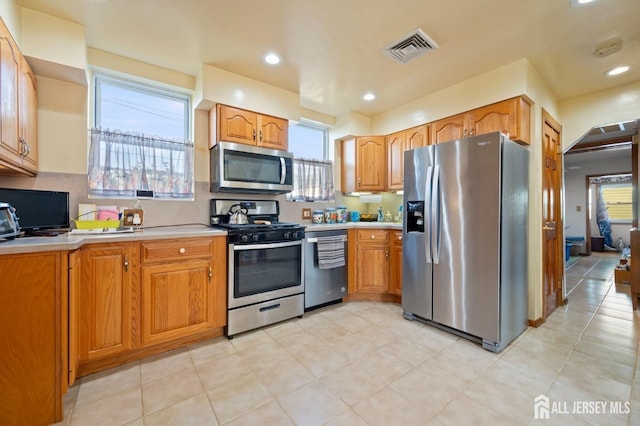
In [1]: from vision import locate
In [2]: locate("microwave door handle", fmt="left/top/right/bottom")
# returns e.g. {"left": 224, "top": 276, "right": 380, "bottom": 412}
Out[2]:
{"left": 280, "top": 157, "right": 286, "bottom": 184}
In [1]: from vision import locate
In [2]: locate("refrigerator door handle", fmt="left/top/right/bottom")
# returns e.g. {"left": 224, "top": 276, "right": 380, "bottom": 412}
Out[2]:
{"left": 425, "top": 166, "right": 433, "bottom": 263}
{"left": 432, "top": 165, "right": 441, "bottom": 264}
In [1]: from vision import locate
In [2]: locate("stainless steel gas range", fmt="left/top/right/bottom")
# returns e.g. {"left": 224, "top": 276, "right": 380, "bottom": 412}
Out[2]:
{"left": 210, "top": 199, "right": 305, "bottom": 338}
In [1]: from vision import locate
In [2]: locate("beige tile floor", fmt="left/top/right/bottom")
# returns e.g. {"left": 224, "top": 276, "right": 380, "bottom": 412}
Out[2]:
{"left": 54, "top": 253, "right": 640, "bottom": 425}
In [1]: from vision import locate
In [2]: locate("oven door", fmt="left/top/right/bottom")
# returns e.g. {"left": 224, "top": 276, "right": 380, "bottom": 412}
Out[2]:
{"left": 228, "top": 239, "right": 304, "bottom": 309}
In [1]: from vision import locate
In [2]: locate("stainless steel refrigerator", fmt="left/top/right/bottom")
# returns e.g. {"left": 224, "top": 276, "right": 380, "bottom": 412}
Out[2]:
{"left": 402, "top": 131, "right": 528, "bottom": 352}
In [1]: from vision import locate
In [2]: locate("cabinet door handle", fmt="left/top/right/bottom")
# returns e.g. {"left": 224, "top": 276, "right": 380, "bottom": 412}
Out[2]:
{"left": 463, "top": 129, "right": 467, "bottom": 137}
{"left": 370, "top": 235, "right": 375, "bottom": 239}
{"left": 470, "top": 128, "right": 474, "bottom": 136}
{"left": 208, "top": 266, "right": 213, "bottom": 282}
{"left": 259, "top": 130, "right": 263, "bottom": 141}
{"left": 179, "top": 248, "right": 186, "bottom": 254}
{"left": 123, "top": 254, "right": 129, "bottom": 271}
{"left": 385, "top": 249, "right": 389, "bottom": 259}
{"left": 253, "top": 129, "right": 256, "bottom": 141}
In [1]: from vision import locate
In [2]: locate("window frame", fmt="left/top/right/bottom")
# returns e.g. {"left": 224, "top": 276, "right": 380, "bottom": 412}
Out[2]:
{"left": 93, "top": 73, "right": 191, "bottom": 140}
{"left": 288, "top": 120, "right": 330, "bottom": 161}
{"left": 600, "top": 182, "right": 633, "bottom": 223}
{"left": 89, "top": 72, "right": 193, "bottom": 200}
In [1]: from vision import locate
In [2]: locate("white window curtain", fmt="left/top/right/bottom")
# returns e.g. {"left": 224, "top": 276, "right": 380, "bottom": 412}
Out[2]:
{"left": 88, "top": 128, "right": 194, "bottom": 199}
{"left": 286, "top": 158, "right": 335, "bottom": 202}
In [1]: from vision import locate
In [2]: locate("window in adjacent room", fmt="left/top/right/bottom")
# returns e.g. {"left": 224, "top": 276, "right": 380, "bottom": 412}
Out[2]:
{"left": 88, "top": 74, "right": 193, "bottom": 199}
{"left": 600, "top": 182, "right": 632, "bottom": 222}
{"left": 286, "top": 121, "right": 335, "bottom": 202}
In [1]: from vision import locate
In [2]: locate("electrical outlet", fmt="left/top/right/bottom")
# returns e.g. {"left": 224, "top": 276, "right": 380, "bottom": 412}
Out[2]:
{"left": 123, "top": 209, "right": 144, "bottom": 226}
{"left": 302, "top": 208, "right": 312, "bottom": 220}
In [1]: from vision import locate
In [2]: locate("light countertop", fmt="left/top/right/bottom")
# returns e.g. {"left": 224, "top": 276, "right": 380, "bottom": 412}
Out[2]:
{"left": 0, "top": 226, "right": 227, "bottom": 255}
{"left": 0, "top": 222, "right": 404, "bottom": 255}
{"left": 304, "top": 222, "right": 403, "bottom": 231}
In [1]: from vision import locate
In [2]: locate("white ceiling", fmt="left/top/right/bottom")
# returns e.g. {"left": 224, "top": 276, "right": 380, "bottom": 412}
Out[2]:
{"left": 15, "top": 0, "right": 640, "bottom": 119}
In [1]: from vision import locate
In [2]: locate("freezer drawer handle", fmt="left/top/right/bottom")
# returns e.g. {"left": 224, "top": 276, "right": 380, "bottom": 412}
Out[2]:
{"left": 259, "top": 303, "right": 281, "bottom": 312}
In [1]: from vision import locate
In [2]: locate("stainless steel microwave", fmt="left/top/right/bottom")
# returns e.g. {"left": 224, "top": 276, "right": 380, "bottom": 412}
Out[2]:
{"left": 210, "top": 141, "right": 294, "bottom": 194}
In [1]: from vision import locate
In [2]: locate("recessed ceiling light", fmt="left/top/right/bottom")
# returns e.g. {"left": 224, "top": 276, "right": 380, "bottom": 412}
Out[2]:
{"left": 264, "top": 53, "right": 281, "bottom": 65}
{"left": 570, "top": 0, "right": 597, "bottom": 6}
{"left": 606, "top": 66, "right": 630, "bottom": 76}
{"left": 363, "top": 93, "right": 376, "bottom": 101}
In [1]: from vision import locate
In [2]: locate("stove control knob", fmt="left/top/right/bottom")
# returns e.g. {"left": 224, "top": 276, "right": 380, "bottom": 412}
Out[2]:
{"left": 283, "top": 231, "right": 291, "bottom": 239}
{"left": 292, "top": 231, "right": 302, "bottom": 240}
{"left": 241, "top": 234, "right": 249, "bottom": 243}
{"left": 252, "top": 234, "right": 259, "bottom": 242}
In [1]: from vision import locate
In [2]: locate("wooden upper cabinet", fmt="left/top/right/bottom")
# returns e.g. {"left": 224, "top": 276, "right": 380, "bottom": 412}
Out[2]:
{"left": 19, "top": 55, "right": 37, "bottom": 173}
{"left": 217, "top": 104, "right": 258, "bottom": 145}
{"left": 0, "top": 29, "right": 20, "bottom": 162}
{"left": 431, "top": 112, "right": 467, "bottom": 144}
{"left": 356, "top": 136, "right": 386, "bottom": 192}
{"left": 258, "top": 114, "right": 288, "bottom": 150}
{"left": 406, "top": 125, "right": 428, "bottom": 150}
{"left": 431, "top": 96, "right": 531, "bottom": 145}
{"left": 388, "top": 125, "right": 429, "bottom": 191}
{"left": 470, "top": 96, "right": 531, "bottom": 144}
{"left": 0, "top": 18, "right": 38, "bottom": 176}
{"left": 216, "top": 104, "right": 289, "bottom": 150}
{"left": 341, "top": 136, "right": 386, "bottom": 193}
{"left": 387, "top": 130, "right": 405, "bottom": 191}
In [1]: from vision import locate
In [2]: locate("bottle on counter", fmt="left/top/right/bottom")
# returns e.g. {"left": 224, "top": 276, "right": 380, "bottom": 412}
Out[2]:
{"left": 377, "top": 207, "right": 383, "bottom": 222}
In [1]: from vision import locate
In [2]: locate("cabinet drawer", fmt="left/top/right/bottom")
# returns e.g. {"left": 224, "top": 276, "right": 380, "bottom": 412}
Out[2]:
{"left": 391, "top": 231, "right": 403, "bottom": 243}
{"left": 357, "top": 229, "right": 389, "bottom": 242}
{"left": 141, "top": 238, "right": 214, "bottom": 263}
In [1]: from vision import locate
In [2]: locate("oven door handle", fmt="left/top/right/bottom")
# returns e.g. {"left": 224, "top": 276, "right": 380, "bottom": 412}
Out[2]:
{"left": 232, "top": 239, "right": 303, "bottom": 251}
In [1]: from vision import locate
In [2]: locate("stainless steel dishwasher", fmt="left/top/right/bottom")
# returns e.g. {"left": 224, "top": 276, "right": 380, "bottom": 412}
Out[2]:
{"left": 304, "top": 229, "right": 348, "bottom": 310}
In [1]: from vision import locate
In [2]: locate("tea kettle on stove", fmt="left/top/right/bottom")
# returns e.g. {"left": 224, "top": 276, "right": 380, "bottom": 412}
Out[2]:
{"left": 228, "top": 204, "right": 249, "bottom": 224}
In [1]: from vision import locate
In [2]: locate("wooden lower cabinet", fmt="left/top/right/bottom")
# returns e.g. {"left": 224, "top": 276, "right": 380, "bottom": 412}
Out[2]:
{"left": 348, "top": 228, "right": 402, "bottom": 302}
{"left": 140, "top": 237, "right": 226, "bottom": 347}
{"left": 73, "top": 236, "right": 227, "bottom": 377}
{"left": 390, "top": 231, "right": 403, "bottom": 295}
{"left": 0, "top": 251, "right": 66, "bottom": 425}
{"left": 78, "top": 243, "right": 136, "bottom": 364}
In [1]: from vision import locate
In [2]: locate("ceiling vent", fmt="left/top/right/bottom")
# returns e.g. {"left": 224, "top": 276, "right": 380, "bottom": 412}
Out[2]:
{"left": 383, "top": 29, "right": 438, "bottom": 64}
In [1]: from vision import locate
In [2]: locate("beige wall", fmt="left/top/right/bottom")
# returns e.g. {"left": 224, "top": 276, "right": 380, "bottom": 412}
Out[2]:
{"left": 560, "top": 81, "right": 640, "bottom": 149}
{"left": 0, "top": 0, "right": 20, "bottom": 42}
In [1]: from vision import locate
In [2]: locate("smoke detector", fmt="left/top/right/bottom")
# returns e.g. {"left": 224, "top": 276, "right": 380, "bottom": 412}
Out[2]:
{"left": 594, "top": 37, "right": 623, "bottom": 58}
{"left": 383, "top": 29, "right": 438, "bottom": 64}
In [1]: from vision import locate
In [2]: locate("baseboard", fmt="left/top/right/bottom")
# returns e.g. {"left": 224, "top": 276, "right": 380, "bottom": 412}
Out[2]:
{"left": 528, "top": 317, "right": 544, "bottom": 328}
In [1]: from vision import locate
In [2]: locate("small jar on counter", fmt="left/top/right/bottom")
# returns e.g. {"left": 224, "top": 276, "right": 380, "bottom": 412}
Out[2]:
{"left": 312, "top": 210, "right": 324, "bottom": 224}
{"left": 324, "top": 207, "right": 337, "bottom": 224}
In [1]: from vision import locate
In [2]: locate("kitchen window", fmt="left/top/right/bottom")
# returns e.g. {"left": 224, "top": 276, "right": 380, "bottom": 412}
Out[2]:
{"left": 88, "top": 74, "right": 194, "bottom": 199}
{"left": 286, "top": 121, "right": 335, "bottom": 202}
